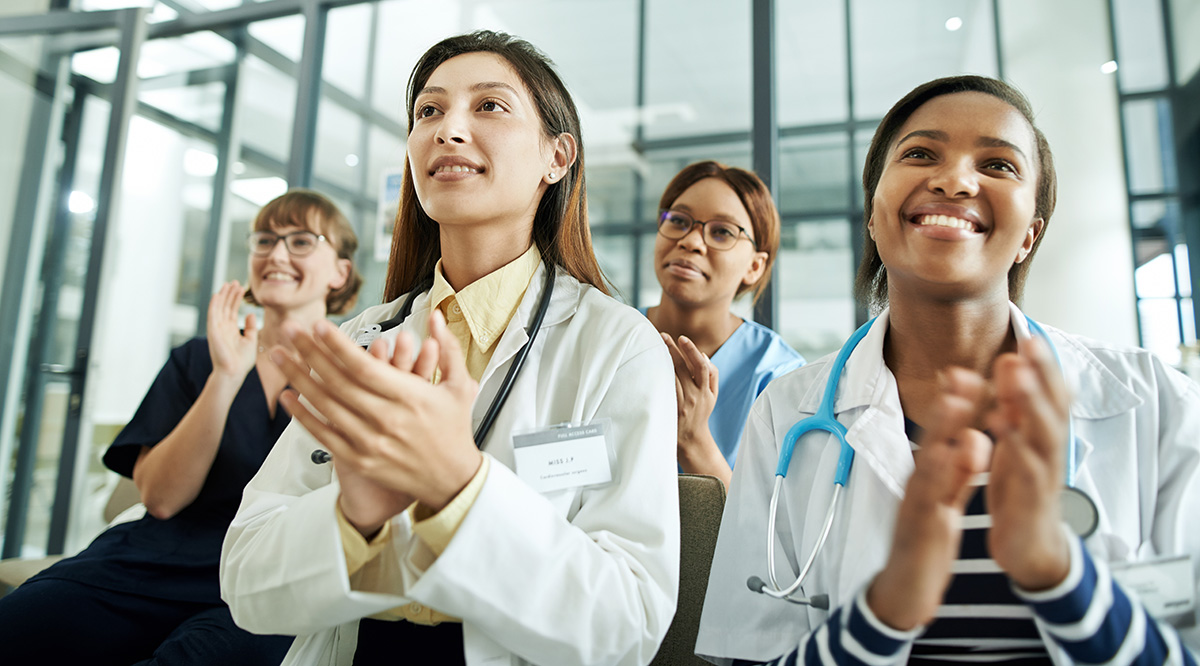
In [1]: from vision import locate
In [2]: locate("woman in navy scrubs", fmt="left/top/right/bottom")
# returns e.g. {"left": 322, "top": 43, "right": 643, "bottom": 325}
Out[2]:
{"left": 0, "top": 189, "right": 362, "bottom": 666}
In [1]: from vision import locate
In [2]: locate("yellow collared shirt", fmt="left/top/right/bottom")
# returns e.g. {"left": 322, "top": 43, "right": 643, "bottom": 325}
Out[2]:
{"left": 336, "top": 244, "right": 542, "bottom": 625}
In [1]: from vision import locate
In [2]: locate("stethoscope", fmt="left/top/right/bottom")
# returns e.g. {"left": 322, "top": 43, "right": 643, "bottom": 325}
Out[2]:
{"left": 748, "top": 313, "right": 1099, "bottom": 609}
{"left": 311, "top": 260, "right": 555, "bottom": 464}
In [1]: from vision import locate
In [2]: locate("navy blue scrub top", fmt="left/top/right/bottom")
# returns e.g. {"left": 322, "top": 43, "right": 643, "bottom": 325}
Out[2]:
{"left": 35, "top": 338, "right": 290, "bottom": 604}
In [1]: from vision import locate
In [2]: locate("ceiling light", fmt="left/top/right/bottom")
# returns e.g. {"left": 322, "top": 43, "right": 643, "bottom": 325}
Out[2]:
{"left": 68, "top": 191, "right": 95, "bottom": 214}
{"left": 183, "top": 148, "right": 218, "bottom": 177}
{"left": 345, "top": 154, "right": 359, "bottom": 167}
{"left": 230, "top": 177, "right": 288, "bottom": 206}
{"left": 945, "top": 17, "right": 963, "bottom": 31}
{"left": 1101, "top": 60, "right": 1118, "bottom": 74}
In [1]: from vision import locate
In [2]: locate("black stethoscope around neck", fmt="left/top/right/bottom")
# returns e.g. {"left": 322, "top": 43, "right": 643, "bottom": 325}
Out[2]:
{"left": 311, "top": 260, "right": 556, "bottom": 464}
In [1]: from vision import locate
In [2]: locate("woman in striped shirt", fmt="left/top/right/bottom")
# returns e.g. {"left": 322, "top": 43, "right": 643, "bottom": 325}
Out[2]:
{"left": 696, "top": 75, "right": 1200, "bottom": 666}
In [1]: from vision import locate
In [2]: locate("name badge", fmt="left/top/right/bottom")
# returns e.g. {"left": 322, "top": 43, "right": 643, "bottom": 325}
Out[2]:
{"left": 512, "top": 422, "right": 613, "bottom": 493}
{"left": 1110, "top": 555, "right": 1196, "bottom": 626}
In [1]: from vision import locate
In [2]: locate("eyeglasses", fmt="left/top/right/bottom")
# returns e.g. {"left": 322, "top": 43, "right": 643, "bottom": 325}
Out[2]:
{"left": 656, "top": 210, "right": 756, "bottom": 251}
{"left": 247, "top": 230, "right": 327, "bottom": 257}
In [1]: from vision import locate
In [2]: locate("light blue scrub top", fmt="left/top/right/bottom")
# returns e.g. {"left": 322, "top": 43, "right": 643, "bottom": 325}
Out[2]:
{"left": 642, "top": 309, "right": 805, "bottom": 468}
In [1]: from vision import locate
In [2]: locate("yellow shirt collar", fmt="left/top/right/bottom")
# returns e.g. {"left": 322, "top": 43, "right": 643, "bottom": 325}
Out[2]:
{"left": 429, "top": 244, "right": 542, "bottom": 351}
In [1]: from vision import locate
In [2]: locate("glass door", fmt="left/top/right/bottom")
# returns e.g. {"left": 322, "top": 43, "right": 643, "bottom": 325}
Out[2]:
{"left": 0, "top": 6, "right": 147, "bottom": 558}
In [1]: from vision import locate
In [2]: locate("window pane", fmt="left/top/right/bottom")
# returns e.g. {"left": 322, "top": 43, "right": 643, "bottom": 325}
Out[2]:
{"left": 1136, "top": 248, "right": 1179, "bottom": 298}
{"left": 137, "top": 31, "right": 236, "bottom": 79}
{"left": 852, "top": 0, "right": 997, "bottom": 119}
{"left": 777, "top": 218, "right": 856, "bottom": 360}
{"left": 240, "top": 54, "right": 297, "bottom": 165}
{"left": 1138, "top": 298, "right": 1182, "bottom": 366}
{"left": 643, "top": 0, "right": 751, "bottom": 140}
{"left": 1112, "top": 0, "right": 1169, "bottom": 92}
{"left": 1171, "top": 0, "right": 1200, "bottom": 85}
{"left": 779, "top": 133, "right": 851, "bottom": 216}
{"left": 1122, "top": 98, "right": 1175, "bottom": 194}
{"left": 313, "top": 98, "right": 363, "bottom": 193}
{"left": 777, "top": 0, "right": 848, "bottom": 126}
{"left": 594, "top": 234, "right": 634, "bottom": 304}
{"left": 324, "top": 3, "right": 371, "bottom": 98}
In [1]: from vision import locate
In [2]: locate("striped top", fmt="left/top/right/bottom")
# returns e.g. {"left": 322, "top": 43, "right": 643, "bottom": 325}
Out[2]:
{"left": 732, "top": 421, "right": 1198, "bottom": 666}
{"left": 905, "top": 417, "right": 1049, "bottom": 665}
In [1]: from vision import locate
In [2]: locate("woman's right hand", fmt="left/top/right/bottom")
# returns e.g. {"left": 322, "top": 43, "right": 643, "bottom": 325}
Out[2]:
{"left": 868, "top": 368, "right": 993, "bottom": 630}
{"left": 662, "top": 333, "right": 732, "bottom": 486}
{"left": 207, "top": 280, "right": 258, "bottom": 381}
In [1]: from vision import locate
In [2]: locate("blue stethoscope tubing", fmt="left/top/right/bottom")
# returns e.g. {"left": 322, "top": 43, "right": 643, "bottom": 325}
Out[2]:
{"left": 753, "top": 314, "right": 1093, "bottom": 607}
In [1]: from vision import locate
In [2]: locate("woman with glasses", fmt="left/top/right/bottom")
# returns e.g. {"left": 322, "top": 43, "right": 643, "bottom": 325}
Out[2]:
{"left": 644, "top": 161, "right": 804, "bottom": 486}
{"left": 0, "top": 189, "right": 362, "bottom": 666}
{"left": 220, "top": 31, "right": 677, "bottom": 666}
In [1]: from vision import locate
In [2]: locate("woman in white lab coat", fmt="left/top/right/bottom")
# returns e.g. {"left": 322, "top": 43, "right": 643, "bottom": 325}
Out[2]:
{"left": 696, "top": 75, "right": 1200, "bottom": 665}
{"left": 219, "top": 31, "right": 678, "bottom": 666}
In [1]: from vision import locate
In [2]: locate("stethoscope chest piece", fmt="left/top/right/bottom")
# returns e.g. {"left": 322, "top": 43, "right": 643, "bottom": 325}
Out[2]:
{"left": 1060, "top": 486, "right": 1099, "bottom": 538}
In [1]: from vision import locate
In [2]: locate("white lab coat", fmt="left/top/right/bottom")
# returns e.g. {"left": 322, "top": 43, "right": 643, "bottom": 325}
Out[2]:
{"left": 696, "top": 305, "right": 1200, "bottom": 665}
{"left": 220, "top": 264, "right": 680, "bottom": 666}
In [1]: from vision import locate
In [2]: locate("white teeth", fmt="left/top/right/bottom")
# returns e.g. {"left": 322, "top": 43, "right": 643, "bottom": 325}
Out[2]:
{"left": 435, "top": 165, "right": 479, "bottom": 174}
{"left": 916, "top": 214, "right": 976, "bottom": 231}
{"left": 265, "top": 272, "right": 296, "bottom": 281}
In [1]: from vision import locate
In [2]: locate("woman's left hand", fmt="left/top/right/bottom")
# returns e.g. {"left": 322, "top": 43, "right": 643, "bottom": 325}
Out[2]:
{"left": 985, "top": 336, "right": 1073, "bottom": 591}
{"left": 272, "top": 310, "right": 483, "bottom": 515}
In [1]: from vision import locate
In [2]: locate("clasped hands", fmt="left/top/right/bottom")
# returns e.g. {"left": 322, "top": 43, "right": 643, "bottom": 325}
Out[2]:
{"left": 271, "top": 311, "right": 482, "bottom": 538}
{"left": 868, "top": 336, "right": 1073, "bottom": 630}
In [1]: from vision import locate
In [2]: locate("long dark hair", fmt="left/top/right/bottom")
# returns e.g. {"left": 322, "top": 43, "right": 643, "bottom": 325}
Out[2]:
{"left": 854, "top": 75, "right": 1057, "bottom": 308}
{"left": 383, "top": 30, "right": 607, "bottom": 301}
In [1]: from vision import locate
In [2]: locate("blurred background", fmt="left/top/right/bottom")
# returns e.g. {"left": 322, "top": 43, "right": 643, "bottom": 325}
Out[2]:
{"left": 1, "top": 0, "right": 1197, "bottom": 561}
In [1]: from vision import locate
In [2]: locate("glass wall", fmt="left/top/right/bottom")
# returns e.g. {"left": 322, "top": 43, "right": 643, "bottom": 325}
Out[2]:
{"left": 2, "top": 0, "right": 1196, "bottom": 555}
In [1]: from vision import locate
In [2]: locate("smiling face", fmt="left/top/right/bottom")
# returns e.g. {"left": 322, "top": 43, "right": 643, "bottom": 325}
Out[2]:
{"left": 248, "top": 217, "right": 350, "bottom": 316}
{"left": 654, "top": 177, "right": 767, "bottom": 310}
{"left": 406, "top": 52, "right": 566, "bottom": 238}
{"left": 867, "top": 92, "right": 1044, "bottom": 303}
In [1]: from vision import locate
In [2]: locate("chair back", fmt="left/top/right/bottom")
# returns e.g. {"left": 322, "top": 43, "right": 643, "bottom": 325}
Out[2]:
{"left": 650, "top": 473, "right": 727, "bottom": 665}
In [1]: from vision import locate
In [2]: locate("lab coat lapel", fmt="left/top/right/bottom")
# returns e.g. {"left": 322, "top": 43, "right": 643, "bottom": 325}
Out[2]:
{"left": 833, "top": 310, "right": 914, "bottom": 499}
{"left": 791, "top": 310, "right": 914, "bottom": 606}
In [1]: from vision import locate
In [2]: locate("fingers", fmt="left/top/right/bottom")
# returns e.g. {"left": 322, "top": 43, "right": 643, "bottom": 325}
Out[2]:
{"left": 242, "top": 312, "right": 258, "bottom": 343}
{"left": 676, "top": 336, "right": 712, "bottom": 390}
{"left": 913, "top": 368, "right": 992, "bottom": 507}
{"left": 660, "top": 333, "right": 690, "bottom": 383}
{"left": 427, "top": 310, "right": 469, "bottom": 386}
{"left": 278, "top": 389, "right": 356, "bottom": 456}
{"left": 269, "top": 346, "right": 380, "bottom": 446}
{"left": 990, "top": 348, "right": 1069, "bottom": 459}
{"left": 921, "top": 368, "right": 987, "bottom": 446}
{"left": 412, "top": 337, "right": 440, "bottom": 381}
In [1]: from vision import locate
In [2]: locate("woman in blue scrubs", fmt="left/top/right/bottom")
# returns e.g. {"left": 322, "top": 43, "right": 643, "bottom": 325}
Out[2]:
{"left": 0, "top": 189, "right": 362, "bottom": 666}
{"left": 644, "top": 161, "right": 804, "bottom": 486}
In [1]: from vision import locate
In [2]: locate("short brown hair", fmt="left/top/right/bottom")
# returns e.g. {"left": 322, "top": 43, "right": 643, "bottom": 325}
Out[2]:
{"left": 383, "top": 30, "right": 607, "bottom": 301}
{"left": 658, "top": 160, "right": 781, "bottom": 303}
{"left": 244, "top": 188, "right": 363, "bottom": 315}
{"left": 855, "top": 75, "right": 1057, "bottom": 308}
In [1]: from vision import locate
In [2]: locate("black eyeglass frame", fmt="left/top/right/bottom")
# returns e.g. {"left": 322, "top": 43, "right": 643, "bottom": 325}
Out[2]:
{"left": 656, "top": 210, "right": 758, "bottom": 251}
{"left": 247, "top": 230, "right": 328, "bottom": 257}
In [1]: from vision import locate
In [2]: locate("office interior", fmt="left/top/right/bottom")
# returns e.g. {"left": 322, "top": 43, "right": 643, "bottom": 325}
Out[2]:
{"left": 0, "top": 0, "right": 1197, "bottom": 566}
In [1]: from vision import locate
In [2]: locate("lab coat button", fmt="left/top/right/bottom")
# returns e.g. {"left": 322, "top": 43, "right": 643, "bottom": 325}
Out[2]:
{"left": 409, "top": 602, "right": 423, "bottom": 613}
